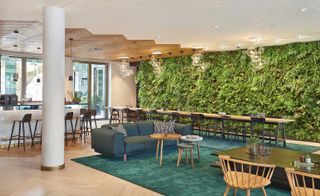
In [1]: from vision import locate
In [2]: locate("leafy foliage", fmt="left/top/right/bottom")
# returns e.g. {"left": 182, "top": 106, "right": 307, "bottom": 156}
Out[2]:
{"left": 136, "top": 41, "right": 320, "bottom": 141}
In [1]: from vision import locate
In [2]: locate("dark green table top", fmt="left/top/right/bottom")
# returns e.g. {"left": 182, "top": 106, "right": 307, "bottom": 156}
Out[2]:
{"left": 216, "top": 146, "right": 320, "bottom": 175}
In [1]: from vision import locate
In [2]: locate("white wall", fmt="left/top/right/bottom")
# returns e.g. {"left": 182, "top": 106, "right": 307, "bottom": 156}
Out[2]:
{"left": 109, "top": 61, "right": 136, "bottom": 107}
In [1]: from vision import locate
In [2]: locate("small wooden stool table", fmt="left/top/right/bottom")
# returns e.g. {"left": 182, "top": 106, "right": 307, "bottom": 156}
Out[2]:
{"left": 150, "top": 133, "right": 181, "bottom": 166}
{"left": 180, "top": 135, "right": 203, "bottom": 160}
{"left": 177, "top": 143, "right": 195, "bottom": 168}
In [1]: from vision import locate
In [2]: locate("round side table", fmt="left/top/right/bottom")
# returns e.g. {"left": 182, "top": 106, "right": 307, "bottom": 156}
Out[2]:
{"left": 180, "top": 135, "right": 203, "bottom": 160}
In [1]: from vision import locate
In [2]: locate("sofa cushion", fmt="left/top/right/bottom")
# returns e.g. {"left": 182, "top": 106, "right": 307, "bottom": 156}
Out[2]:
{"left": 113, "top": 124, "right": 127, "bottom": 137}
{"left": 137, "top": 121, "right": 154, "bottom": 135}
{"left": 122, "top": 123, "right": 139, "bottom": 136}
{"left": 124, "top": 136, "right": 154, "bottom": 144}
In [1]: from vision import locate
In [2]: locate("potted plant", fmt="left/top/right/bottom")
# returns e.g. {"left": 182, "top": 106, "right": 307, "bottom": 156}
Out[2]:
{"left": 248, "top": 134, "right": 260, "bottom": 156}
{"left": 67, "top": 91, "right": 82, "bottom": 104}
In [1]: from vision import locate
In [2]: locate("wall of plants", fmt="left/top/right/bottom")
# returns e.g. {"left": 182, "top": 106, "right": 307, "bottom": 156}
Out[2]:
{"left": 136, "top": 41, "right": 320, "bottom": 141}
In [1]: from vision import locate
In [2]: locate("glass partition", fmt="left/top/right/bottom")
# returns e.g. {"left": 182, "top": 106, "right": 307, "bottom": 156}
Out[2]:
{"left": 26, "top": 58, "right": 42, "bottom": 101}
{"left": 91, "top": 64, "right": 106, "bottom": 118}
{"left": 0, "top": 55, "right": 22, "bottom": 98}
{"left": 73, "top": 62, "right": 89, "bottom": 105}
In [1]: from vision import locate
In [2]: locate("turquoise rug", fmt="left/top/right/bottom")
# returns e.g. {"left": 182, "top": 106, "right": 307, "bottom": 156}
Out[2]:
{"left": 72, "top": 137, "right": 319, "bottom": 196}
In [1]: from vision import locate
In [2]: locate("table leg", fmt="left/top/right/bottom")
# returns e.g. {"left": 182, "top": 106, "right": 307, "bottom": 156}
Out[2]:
{"left": 282, "top": 123, "right": 286, "bottom": 147}
{"left": 160, "top": 140, "right": 164, "bottom": 166}
{"left": 197, "top": 142, "right": 200, "bottom": 160}
{"left": 156, "top": 139, "right": 160, "bottom": 159}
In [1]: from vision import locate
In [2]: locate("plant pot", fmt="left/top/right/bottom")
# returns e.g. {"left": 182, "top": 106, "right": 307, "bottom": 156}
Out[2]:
{"left": 248, "top": 144, "right": 259, "bottom": 156}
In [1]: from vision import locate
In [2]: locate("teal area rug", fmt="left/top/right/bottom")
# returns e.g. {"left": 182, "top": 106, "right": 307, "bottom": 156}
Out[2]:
{"left": 200, "top": 137, "right": 320, "bottom": 153}
{"left": 73, "top": 144, "right": 294, "bottom": 195}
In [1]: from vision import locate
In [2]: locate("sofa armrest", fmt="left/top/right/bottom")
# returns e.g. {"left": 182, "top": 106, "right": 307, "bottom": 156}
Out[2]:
{"left": 91, "top": 127, "right": 125, "bottom": 156}
{"left": 174, "top": 123, "right": 192, "bottom": 135}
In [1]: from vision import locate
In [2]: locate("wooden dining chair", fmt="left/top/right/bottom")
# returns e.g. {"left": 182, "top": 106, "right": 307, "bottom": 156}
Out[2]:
{"left": 219, "top": 155, "right": 276, "bottom": 196}
{"left": 285, "top": 168, "right": 320, "bottom": 196}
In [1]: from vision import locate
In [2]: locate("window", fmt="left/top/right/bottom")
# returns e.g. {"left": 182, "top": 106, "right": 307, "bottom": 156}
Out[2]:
{"left": 26, "top": 58, "right": 43, "bottom": 101}
{"left": 0, "top": 55, "right": 22, "bottom": 97}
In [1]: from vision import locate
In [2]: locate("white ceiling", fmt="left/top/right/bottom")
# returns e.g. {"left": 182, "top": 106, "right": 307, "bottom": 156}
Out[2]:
{"left": 1, "top": 0, "right": 320, "bottom": 52}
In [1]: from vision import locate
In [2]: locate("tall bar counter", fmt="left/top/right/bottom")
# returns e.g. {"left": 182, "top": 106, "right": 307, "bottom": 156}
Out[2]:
{"left": 0, "top": 105, "right": 81, "bottom": 148}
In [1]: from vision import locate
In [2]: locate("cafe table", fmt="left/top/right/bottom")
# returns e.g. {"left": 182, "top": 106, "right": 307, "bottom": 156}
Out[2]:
{"left": 215, "top": 146, "right": 320, "bottom": 189}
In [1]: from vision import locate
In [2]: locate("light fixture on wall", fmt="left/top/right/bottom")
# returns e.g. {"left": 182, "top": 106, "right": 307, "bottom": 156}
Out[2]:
{"left": 119, "top": 57, "right": 134, "bottom": 78}
{"left": 244, "top": 46, "right": 265, "bottom": 70}
{"left": 13, "top": 73, "right": 19, "bottom": 82}
{"left": 191, "top": 48, "right": 207, "bottom": 70}
{"left": 150, "top": 51, "right": 162, "bottom": 74}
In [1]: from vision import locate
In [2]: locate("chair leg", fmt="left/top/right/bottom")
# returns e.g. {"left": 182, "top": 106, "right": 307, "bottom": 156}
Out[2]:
{"left": 71, "top": 120, "right": 75, "bottom": 143}
{"left": 261, "top": 187, "right": 267, "bottom": 196}
{"left": 177, "top": 148, "right": 181, "bottom": 167}
{"left": 246, "top": 189, "right": 251, "bottom": 196}
{"left": 65, "top": 121, "right": 68, "bottom": 145}
{"left": 123, "top": 142, "right": 127, "bottom": 161}
{"left": 28, "top": 122, "right": 33, "bottom": 148}
{"left": 8, "top": 121, "right": 16, "bottom": 150}
{"left": 94, "top": 117, "right": 97, "bottom": 129}
{"left": 18, "top": 122, "right": 21, "bottom": 147}
{"left": 22, "top": 123, "right": 26, "bottom": 151}
{"left": 32, "top": 120, "right": 39, "bottom": 148}
{"left": 224, "top": 185, "right": 231, "bottom": 196}
{"left": 190, "top": 148, "right": 194, "bottom": 169}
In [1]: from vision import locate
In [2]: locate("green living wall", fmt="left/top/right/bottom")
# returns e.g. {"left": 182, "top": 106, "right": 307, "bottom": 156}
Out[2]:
{"left": 136, "top": 41, "right": 320, "bottom": 141}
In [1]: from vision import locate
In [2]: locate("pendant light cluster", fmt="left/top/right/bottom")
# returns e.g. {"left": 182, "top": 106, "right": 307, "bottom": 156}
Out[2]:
{"left": 244, "top": 46, "right": 265, "bottom": 70}
{"left": 191, "top": 48, "right": 207, "bottom": 70}
{"left": 150, "top": 51, "right": 163, "bottom": 74}
{"left": 119, "top": 57, "right": 134, "bottom": 78}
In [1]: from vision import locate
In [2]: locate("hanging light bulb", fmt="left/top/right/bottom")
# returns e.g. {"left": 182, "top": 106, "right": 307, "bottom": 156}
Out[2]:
{"left": 150, "top": 51, "right": 162, "bottom": 74}
{"left": 244, "top": 46, "right": 265, "bottom": 70}
{"left": 119, "top": 57, "right": 134, "bottom": 78}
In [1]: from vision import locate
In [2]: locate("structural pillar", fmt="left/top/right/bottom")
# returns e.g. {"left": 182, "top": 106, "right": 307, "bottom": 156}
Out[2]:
{"left": 41, "top": 6, "right": 65, "bottom": 171}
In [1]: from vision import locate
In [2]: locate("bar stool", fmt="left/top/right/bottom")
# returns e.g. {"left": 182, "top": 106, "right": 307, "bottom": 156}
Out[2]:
{"left": 191, "top": 113, "right": 205, "bottom": 136}
{"left": 177, "top": 143, "right": 195, "bottom": 168}
{"left": 122, "top": 108, "right": 130, "bottom": 122}
{"left": 81, "top": 111, "right": 92, "bottom": 142}
{"left": 89, "top": 109, "right": 98, "bottom": 128}
{"left": 109, "top": 108, "right": 120, "bottom": 124}
{"left": 170, "top": 112, "right": 180, "bottom": 123}
{"left": 136, "top": 109, "right": 147, "bottom": 121}
{"left": 147, "top": 109, "right": 160, "bottom": 120}
{"left": 8, "top": 114, "right": 33, "bottom": 151}
{"left": 65, "top": 112, "right": 75, "bottom": 145}
{"left": 127, "top": 108, "right": 137, "bottom": 122}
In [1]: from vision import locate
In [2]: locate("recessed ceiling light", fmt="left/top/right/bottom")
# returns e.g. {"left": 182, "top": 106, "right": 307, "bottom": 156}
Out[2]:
{"left": 213, "top": 25, "right": 219, "bottom": 29}
{"left": 37, "top": 47, "right": 41, "bottom": 50}
{"left": 119, "top": 56, "right": 129, "bottom": 59}
{"left": 274, "top": 38, "right": 284, "bottom": 43}
{"left": 152, "top": 51, "right": 162, "bottom": 55}
{"left": 248, "top": 36, "right": 264, "bottom": 43}
{"left": 298, "top": 35, "right": 307, "bottom": 39}
{"left": 13, "top": 44, "right": 18, "bottom": 47}
{"left": 13, "top": 30, "right": 19, "bottom": 34}
{"left": 299, "top": 8, "right": 308, "bottom": 12}
{"left": 192, "top": 45, "right": 204, "bottom": 49}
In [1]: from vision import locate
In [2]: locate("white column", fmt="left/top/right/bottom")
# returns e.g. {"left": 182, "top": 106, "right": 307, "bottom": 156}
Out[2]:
{"left": 41, "top": 6, "right": 65, "bottom": 170}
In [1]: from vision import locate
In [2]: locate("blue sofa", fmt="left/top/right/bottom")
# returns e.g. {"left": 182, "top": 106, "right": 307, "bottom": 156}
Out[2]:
{"left": 91, "top": 121, "right": 192, "bottom": 158}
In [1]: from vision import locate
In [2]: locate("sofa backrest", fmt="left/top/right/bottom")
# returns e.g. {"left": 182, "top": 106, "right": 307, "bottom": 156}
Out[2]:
{"left": 137, "top": 121, "right": 154, "bottom": 136}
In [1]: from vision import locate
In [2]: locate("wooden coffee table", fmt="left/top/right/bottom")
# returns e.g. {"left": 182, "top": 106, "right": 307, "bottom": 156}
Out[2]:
{"left": 150, "top": 133, "right": 181, "bottom": 166}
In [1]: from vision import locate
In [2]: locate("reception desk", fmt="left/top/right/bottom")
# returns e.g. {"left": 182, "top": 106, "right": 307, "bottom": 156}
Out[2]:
{"left": 0, "top": 108, "right": 80, "bottom": 147}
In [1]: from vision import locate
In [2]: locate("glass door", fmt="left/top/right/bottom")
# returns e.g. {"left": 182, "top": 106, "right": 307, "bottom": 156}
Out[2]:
{"left": 73, "top": 61, "right": 107, "bottom": 118}
{"left": 91, "top": 64, "right": 106, "bottom": 118}
{"left": 73, "top": 62, "right": 89, "bottom": 108}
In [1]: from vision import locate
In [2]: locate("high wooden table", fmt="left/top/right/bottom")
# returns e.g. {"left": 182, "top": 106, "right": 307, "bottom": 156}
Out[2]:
{"left": 150, "top": 133, "right": 181, "bottom": 166}
{"left": 215, "top": 146, "right": 320, "bottom": 189}
{"left": 111, "top": 107, "right": 295, "bottom": 147}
